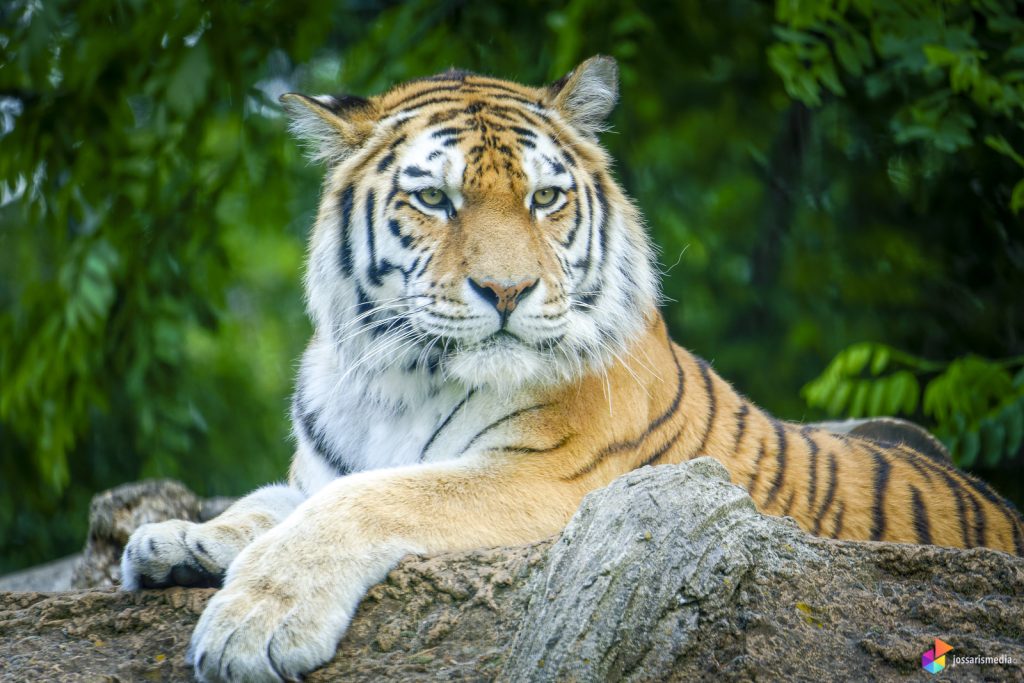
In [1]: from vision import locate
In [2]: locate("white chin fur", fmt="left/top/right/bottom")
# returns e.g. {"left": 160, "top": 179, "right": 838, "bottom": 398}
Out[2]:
{"left": 445, "top": 338, "right": 550, "bottom": 390}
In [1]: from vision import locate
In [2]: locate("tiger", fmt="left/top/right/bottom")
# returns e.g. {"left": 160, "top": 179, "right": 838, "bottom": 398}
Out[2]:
{"left": 120, "top": 56, "right": 1024, "bottom": 682}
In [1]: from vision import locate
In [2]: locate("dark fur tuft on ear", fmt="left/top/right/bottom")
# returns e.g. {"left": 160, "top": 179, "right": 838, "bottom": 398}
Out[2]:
{"left": 548, "top": 56, "right": 619, "bottom": 137}
{"left": 279, "top": 92, "right": 376, "bottom": 164}
{"left": 310, "top": 94, "right": 372, "bottom": 115}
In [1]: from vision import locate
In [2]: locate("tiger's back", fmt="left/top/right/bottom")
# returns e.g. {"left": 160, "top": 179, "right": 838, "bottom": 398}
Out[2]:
{"left": 506, "top": 312, "right": 1023, "bottom": 555}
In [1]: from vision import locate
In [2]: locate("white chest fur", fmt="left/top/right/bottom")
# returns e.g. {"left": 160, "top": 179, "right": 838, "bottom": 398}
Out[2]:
{"left": 290, "top": 336, "right": 537, "bottom": 495}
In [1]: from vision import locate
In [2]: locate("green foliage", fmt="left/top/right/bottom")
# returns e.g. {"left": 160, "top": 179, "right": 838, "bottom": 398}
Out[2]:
{"left": 0, "top": 0, "right": 326, "bottom": 570}
{"left": 1, "top": 0, "right": 1022, "bottom": 572}
{"left": 802, "top": 343, "right": 923, "bottom": 419}
{"left": 770, "top": 0, "right": 1024, "bottom": 210}
{"left": 782, "top": 0, "right": 1024, "bottom": 471}
{"left": 805, "top": 344, "right": 1024, "bottom": 468}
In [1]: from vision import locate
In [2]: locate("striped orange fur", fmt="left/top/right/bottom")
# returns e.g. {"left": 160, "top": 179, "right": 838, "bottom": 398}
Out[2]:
{"left": 529, "top": 316, "right": 1024, "bottom": 554}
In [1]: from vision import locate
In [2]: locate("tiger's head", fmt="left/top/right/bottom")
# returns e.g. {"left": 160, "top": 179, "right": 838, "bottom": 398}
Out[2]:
{"left": 283, "top": 57, "right": 658, "bottom": 391}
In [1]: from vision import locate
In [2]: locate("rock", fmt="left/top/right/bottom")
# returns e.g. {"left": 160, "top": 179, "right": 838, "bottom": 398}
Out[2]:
{"left": 0, "top": 555, "right": 80, "bottom": 593}
{"left": 1, "top": 461, "right": 1022, "bottom": 681}
{"left": 812, "top": 416, "right": 950, "bottom": 461}
{"left": 70, "top": 480, "right": 236, "bottom": 589}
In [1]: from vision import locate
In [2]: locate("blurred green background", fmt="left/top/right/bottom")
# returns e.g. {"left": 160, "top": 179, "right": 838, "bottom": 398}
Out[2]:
{"left": 2, "top": 0, "right": 1023, "bottom": 573}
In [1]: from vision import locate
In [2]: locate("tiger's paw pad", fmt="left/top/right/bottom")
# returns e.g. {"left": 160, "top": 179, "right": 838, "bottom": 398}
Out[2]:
{"left": 120, "top": 519, "right": 228, "bottom": 590}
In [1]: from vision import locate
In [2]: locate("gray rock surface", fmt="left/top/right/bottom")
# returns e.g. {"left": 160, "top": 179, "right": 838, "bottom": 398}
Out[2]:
{"left": 0, "top": 555, "right": 80, "bottom": 593}
{"left": 812, "top": 416, "right": 950, "bottom": 460}
{"left": 69, "top": 479, "right": 234, "bottom": 589}
{"left": 1, "top": 460, "right": 1022, "bottom": 682}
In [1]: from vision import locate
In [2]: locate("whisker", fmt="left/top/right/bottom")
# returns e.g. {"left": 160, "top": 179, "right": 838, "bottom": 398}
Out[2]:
{"left": 335, "top": 305, "right": 431, "bottom": 345}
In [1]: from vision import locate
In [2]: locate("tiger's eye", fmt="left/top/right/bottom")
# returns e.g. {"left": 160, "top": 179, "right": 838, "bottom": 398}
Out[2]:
{"left": 416, "top": 188, "right": 448, "bottom": 208}
{"left": 532, "top": 187, "right": 560, "bottom": 208}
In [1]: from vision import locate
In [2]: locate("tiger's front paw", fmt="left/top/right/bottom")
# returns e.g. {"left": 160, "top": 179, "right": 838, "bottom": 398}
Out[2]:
{"left": 187, "top": 570, "right": 346, "bottom": 683}
{"left": 121, "top": 519, "right": 234, "bottom": 590}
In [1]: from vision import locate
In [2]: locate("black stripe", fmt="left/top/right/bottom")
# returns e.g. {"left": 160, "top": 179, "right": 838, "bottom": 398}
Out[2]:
{"left": 832, "top": 501, "right": 846, "bottom": 538}
{"left": 390, "top": 84, "right": 463, "bottom": 110}
{"left": 395, "top": 96, "right": 462, "bottom": 116}
{"left": 782, "top": 490, "right": 797, "bottom": 518}
{"left": 292, "top": 396, "right": 351, "bottom": 477}
{"left": 415, "top": 253, "right": 433, "bottom": 279}
{"left": 403, "top": 165, "right": 432, "bottom": 178}
{"left": 1012, "top": 515, "right": 1024, "bottom": 556}
{"left": 745, "top": 442, "right": 767, "bottom": 495}
{"left": 763, "top": 420, "right": 789, "bottom": 507}
{"left": 563, "top": 343, "right": 685, "bottom": 481}
{"left": 458, "top": 87, "right": 550, "bottom": 112}
{"left": 691, "top": 359, "right": 717, "bottom": 456}
{"left": 506, "top": 106, "right": 548, "bottom": 129}
{"left": 801, "top": 427, "right": 819, "bottom": 515}
{"left": 594, "top": 178, "right": 610, "bottom": 272}
{"left": 377, "top": 152, "right": 396, "bottom": 173}
{"left": 354, "top": 284, "right": 373, "bottom": 322}
{"left": 574, "top": 288, "right": 600, "bottom": 309}
{"left": 560, "top": 196, "right": 583, "bottom": 248}
{"left": 543, "top": 155, "right": 568, "bottom": 175}
{"left": 969, "top": 486, "right": 987, "bottom": 547}
{"left": 944, "top": 467, "right": 976, "bottom": 547}
{"left": 892, "top": 444, "right": 934, "bottom": 484}
{"left": 557, "top": 143, "right": 579, "bottom": 167}
{"left": 574, "top": 182, "right": 595, "bottom": 272}
{"left": 494, "top": 435, "right": 572, "bottom": 455}
{"left": 866, "top": 446, "right": 892, "bottom": 541}
{"left": 389, "top": 219, "right": 413, "bottom": 249}
{"left": 957, "top": 467, "right": 1024, "bottom": 548}
{"left": 898, "top": 444, "right": 981, "bottom": 547}
{"left": 462, "top": 79, "right": 535, "bottom": 99}
{"left": 387, "top": 133, "right": 408, "bottom": 151}
{"left": 420, "top": 390, "right": 476, "bottom": 461}
{"left": 733, "top": 403, "right": 749, "bottom": 450}
{"left": 460, "top": 403, "right": 549, "bottom": 456}
{"left": 480, "top": 106, "right": 522, "bottom": 124}
{"left": 637, "top": 426, "right": 684, "bottom": 469}
{"left": 364, "top": 190, "right": 384, "bottom": 286}
{"left": 338, "top": 185, "right": 355, "bottom": 276}
{"left": 431, "top": 126, "right": 465, "bottom": 138}
{"left": 812, "top": 452, "right": 839, "bottom": 535}
{"left": 911, "top": 486, "right": 933, "bottom": 545}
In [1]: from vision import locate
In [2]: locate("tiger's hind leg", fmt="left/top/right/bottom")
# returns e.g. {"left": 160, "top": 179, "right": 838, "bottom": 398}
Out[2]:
{"left": 120, "top": 484, "right": 304, "bottom": 590}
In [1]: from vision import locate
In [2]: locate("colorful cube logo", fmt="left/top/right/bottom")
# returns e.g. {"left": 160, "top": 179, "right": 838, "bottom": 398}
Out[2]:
{"left": 922, "top": 638, "right": 953, "bottom": 674}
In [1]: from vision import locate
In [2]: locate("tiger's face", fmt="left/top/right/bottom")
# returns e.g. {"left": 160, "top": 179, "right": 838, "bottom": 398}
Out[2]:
{"left": 285, "top": 57, "right": 658, "bottom": 390}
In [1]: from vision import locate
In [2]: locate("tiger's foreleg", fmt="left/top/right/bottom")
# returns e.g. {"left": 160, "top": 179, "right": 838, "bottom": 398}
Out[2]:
{"left": 120, "top": 484, "right": 305, "bottom": 590}
{"left": 186, "top": 457, "right": 581, "bottom": 683}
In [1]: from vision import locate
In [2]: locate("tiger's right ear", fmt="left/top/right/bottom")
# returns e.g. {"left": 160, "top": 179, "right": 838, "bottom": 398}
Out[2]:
{"left": 279, "top": 93, "right": 378, "bottom": 164}
{"left": 547, "top": 56, "right": 619, "bottom": 138}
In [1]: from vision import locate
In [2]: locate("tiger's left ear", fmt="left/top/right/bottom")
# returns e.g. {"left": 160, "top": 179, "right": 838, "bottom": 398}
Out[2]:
{"left": 547, "top": 55, "right": 619, "bottom": 137}
{"left": 279, "top": 93, "right": 378, "bottom": 165}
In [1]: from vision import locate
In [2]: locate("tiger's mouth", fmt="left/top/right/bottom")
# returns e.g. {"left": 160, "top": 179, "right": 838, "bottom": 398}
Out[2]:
{"left": 482, "top": 330, "right": 521, "bottom": 345}
{"left": 444, "top": 328, "right": 560, "bottom": 354}
{"left": 401, "top": 309, "right": 570, "bottom": 388}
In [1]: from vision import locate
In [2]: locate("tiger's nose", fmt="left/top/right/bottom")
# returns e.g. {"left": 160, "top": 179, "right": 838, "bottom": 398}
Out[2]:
{"left": 468, "top": 277, "right": 539, "bottom": 323}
